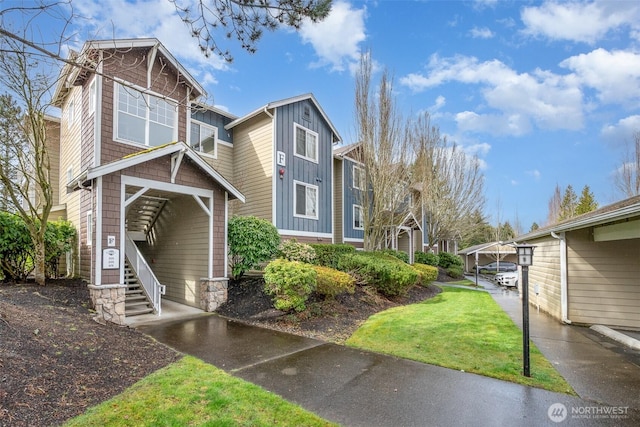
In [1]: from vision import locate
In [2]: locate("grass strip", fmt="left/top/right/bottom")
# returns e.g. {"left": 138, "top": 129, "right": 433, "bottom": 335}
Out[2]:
{"left": 65, "top": 355, "right": 336, "bottom": 427}
{"left": 346, "top": 286, "right": 575, "bottom": 395}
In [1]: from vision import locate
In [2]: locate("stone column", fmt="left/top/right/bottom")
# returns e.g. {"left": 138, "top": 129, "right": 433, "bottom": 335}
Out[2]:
{"left": 88, "top": 284, "right": 127, "bottom": 325}
{"left": 200, "top": 277, "right": 229, "bottom": 312}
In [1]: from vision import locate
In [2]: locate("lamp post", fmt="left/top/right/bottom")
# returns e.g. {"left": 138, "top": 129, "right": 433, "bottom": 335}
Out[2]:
{"left": 516, "top": 244, "right": 535, "bottom": 377}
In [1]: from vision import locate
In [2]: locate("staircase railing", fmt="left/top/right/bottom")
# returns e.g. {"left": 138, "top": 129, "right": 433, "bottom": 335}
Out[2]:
{"left": 125, "top": 234, "right": 165, "bottom": 315}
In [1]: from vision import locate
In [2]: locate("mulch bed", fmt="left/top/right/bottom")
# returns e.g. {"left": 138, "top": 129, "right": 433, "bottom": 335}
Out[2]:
{"left": 0, "top": 279, "right": 180, "bottom": 427}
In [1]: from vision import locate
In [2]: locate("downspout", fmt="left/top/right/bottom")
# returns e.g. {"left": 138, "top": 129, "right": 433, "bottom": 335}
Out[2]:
{"left": 551, "top": 231, "right": 570, "bottom": 324}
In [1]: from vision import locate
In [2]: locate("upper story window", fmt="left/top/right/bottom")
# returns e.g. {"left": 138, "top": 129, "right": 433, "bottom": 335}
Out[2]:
{"left": 115, "top": 82, "right": 177, "bottom": 146}
{"left": 353, "top": 165, "right": 365, "bottom": 190}
{"left": 294, "top": 180, "right": 318, "bottom": 220}
{"left": 294, "top": 123, "right": 318, "bottom": 163}
{"left": 353, "top": 205, "right": 364, "bottom": 230}
{"left": 190, "top": 120, "right": 217, "bottom": 157}
{"left": 67, "top": 98, "right": 75, "bottom": 129}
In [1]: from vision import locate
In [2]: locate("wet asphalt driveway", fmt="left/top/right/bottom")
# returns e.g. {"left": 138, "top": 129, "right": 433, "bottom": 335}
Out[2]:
{"left": 138, "top": 314, "right": 640, "bottom": 427}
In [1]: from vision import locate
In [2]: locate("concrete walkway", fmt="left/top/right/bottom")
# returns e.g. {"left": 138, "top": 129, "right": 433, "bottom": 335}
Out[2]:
{"left": 477, "top": 277, "right": 640, "bottom": 411}
{"left": 138, "top": 290, "right": 640, "bottom": 427}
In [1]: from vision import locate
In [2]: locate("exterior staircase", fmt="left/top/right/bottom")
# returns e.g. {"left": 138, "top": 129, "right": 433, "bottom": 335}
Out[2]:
{"left": 124, "top": 260, "right": 154, "bottom": 316}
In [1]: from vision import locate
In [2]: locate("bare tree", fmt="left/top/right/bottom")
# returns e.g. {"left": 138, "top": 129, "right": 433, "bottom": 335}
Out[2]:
{"left": 613, "top": 131, "right": 640, "bottom": 198}
{"left": 353, "top": 52, "right": 411, "bottom": 251}
{"left": 546, "top": 183, "right": 562, "bottom": 225}
{"left": 411, "top": 113, "right": 485, "bottom": 250}
{"left": 170, "top": 0, "right": 332, "bottom": 61}
{"left": 0, "top": 34, "right": 62, "bottom": 285}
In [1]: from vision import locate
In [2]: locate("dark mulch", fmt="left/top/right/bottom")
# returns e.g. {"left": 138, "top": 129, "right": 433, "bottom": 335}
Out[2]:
{"left": 1, "top": 271, "right": 446, "bottom": 426}
{"left": 0, "top": 279, "right": 180, "bottom": 427}
{"left": 217, "top": 276, "right": 442, "bottom": 343}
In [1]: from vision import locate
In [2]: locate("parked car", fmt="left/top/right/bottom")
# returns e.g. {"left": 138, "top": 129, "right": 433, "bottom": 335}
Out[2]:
{"left": 473, "top": 261, "right": 517, "bottom": 273}
{"left": 495, "top": 271, "right": 519, "bottom": 287}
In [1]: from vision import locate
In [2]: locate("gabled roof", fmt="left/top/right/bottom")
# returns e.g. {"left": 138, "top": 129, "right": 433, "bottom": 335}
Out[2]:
{"left": 333, "top": 142, "right": 362, "bottom": 159}
{"left": 53, "top": 38, "right": 205, "bottom": 106}
{"left": 516, "top": 194, "right": 640, "bottom": 242}
{"left": 225, "top": 93, "right": 342, "bottom": 144}
{"left": 70, "top": 142, "right": 244, "bottom": 202}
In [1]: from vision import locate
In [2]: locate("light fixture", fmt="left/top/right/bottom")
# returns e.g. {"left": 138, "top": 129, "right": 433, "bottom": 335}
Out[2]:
{"left": 516, "top": 244, "right": 534, "bottom": 266}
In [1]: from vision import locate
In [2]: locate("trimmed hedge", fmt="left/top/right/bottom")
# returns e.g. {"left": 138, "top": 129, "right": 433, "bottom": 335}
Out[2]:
{"left": 277, "top": 239, "right": 316, "bottom": 263}
{"left": 413, "top": 263, "right": 439, "bottom": 284}
{"left": 264, "top": 259, "right": 317, "bottom": 312}
{"left": 438, "top": 252, "right": 463, "bottom": 269}
{"left": 309, "top": 243, "right": 356, "bottom": 269}
{"left": 378, "top": 249, "right": 409, "bottom": 263}
{"left": 415, "top": 251, "right": 439, "bottom": 267}
{"left": 313, "top": 265, "right": 355, "bottom": 298}
{"left": 447, "top": 266, "right": 464, "bottom": 279}
{"left": 337, "top": 252, "right": 419, "bottom": 297}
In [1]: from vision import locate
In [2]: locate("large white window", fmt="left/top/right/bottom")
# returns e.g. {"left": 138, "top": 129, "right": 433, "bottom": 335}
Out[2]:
{"left": 115, "top": 82, "right": 177, "bottom": 146}
{"left": 353, "top": 165, "right": 365, "bottom": 190}
{"left": 294, "top": 123, "right": 318, "bottom": 163}
{"left": 353, "top": 205, "right": 364, "bottom": 230}
{"left": 294, "top": 181, "right": 318, "bottom": 219}
{"left": 190, "top": 121, "right": 217, "bottom": 157}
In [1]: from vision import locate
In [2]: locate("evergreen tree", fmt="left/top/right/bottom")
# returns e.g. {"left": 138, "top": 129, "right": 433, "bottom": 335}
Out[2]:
{"left": 558, "top": 185, "right": 578, "bottom": 221}
{"left": 530, "top": 222, "right": 539, "bottom": 232}
{"left": 575, "top": 185, "right": 598, "bottom": 215}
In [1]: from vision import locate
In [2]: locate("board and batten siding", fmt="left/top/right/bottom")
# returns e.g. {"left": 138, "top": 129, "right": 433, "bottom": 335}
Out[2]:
{"left": 232, "top": 115, "right": 273, "bottom": 220}
{"left": 341, "top": 157, "right": 365, "bottom": 242}
{"left": 138, "top": 195, "right": 209, "bottom": 308}
{"left": 566, "top": 228, "right": 640, "bottom": 328}
{"left": 528, "top": 236, "right": 562, "bottom": 320}
{"left": 333, "top": 157, "right": 343, "bottom": 243}
{"left": 274, "top": 100, "right": 332, "bottom": 236}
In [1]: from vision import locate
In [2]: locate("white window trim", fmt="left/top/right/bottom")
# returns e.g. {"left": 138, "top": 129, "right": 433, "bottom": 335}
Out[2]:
{"left": 89, "top": 79, "right": 97, "bottom": 115}
{"left": 190, "top": 119, "right": 218, "bottom": 158}
{"left": 353, "top": 204, "right": 364, "bottom": 230}
{"left": 293, "top": 180, "right": 319, "bottom": 220}
{"left": 113, "top": 80, "right": 178, "bottom": 147}
{"left": 353, "top": 165, "right": 365, "bottom": 190}
{"left": 293, "top": 122, "right": 319, "bottom": 164}
{"left": 86, "top": 211, "right": 93, "bottom": 246}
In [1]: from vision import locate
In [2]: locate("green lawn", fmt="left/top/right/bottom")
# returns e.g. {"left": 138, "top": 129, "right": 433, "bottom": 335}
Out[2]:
{"left": 346, "top": 286, "right": 575, "bottom": 394}
{"left": 64, "top": 356, "right": 335, "bottom": 427}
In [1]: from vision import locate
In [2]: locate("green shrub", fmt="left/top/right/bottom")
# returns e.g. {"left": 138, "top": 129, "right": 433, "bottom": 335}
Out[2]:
{"left": 313, "top": 265, "right": 355, "bottom": 298}
{"left": 413, "top": 263, "right": 439, "bottom": 284}
{"left": 415, "top": 251, "right": 439, "bottom": 267}
{"left": 0, "top": 211, "right": 33, "bottom": 281}
{"left": 277, "top": 239, "right": 316, "bottom": 263}
{"left": 263, "top": 259, "right": 317, "bottom": 312}
{"left": 438, "top": 252, "right": 463, "bottom": 269}
{"left": 447, "top": 266, "right": 464, "bottom": 279}
{"left": 309, "top": 243, "right": 356, "bottom": 268}
{"left": 45, "top": 220, "right": 76, "bottom": 278}
{"left": 228, "top": 216, "right": 280, "bottom": 280}
{"left": 378, "top": 249, "right": 409, "bottom": 263}
{"left": 337, "top": 252, "right": 418, "bottom": 297}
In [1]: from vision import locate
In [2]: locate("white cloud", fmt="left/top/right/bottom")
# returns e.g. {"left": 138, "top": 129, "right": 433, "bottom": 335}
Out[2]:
{"left": 600, "top": 115, "right": 640, "bottom": 145}
{"left": 560, "top": 49, "right": 640, "bottom": 105}
{"left": 404, "top": 54, "right": 584, "bottom": 135}
{"left": 469, "top": 27, "right": 494, "bottom": 39}
{"left": 526, "top": 169, "right": 542, "bottom": 180}
{"left": 520, "top": 0, "right": 640, "bottom": 44}
{"left": 299, "top": 1, "right": 367, "bottom": 72}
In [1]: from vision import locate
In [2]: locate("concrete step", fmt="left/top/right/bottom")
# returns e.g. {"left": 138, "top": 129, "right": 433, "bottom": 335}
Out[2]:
{"left": 125, "top": 306, "right": 154, "bottom": 316}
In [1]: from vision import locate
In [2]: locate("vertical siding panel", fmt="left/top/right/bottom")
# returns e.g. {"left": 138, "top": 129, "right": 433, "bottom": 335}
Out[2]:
{"left": 567, "top": 228, "right": 640, "bottom": 328}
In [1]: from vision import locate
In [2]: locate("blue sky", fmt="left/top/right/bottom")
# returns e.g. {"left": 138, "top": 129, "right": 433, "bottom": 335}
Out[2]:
{"left": 8, "top": 0, "right": 640, "bottom": 232}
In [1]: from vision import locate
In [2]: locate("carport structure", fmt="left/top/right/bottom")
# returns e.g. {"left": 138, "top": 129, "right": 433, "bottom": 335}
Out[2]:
{"left": 513, "top": 195, "right": 640, "bottom": 329}
{"left": 73, "top": 142, "right": 244, "bottom": 324}
{"left": 458, "top": 241, "right": 517, "bottom": 273}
